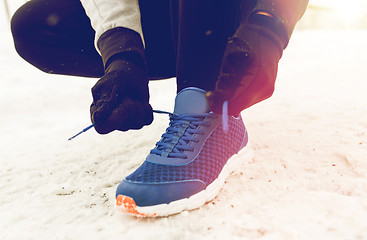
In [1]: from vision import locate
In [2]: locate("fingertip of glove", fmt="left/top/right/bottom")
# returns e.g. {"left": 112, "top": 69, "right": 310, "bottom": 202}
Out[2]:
{"left": 204, "top": 91, "right": 218, "bottom": 105}
{"left": 144, "top": 103, "right": 154, "bottom": 125}
{"left": 91, "top": 111, "right": 103, "bottom": 125}
{"left": 93, "top": 124, "right": 112, "bottom": 135}
{"left": 205, "top": 91, "right": 224, "bottom": 114}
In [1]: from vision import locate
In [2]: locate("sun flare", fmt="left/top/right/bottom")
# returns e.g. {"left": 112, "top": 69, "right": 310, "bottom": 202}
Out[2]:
{"left": 331, "top": 0, "right": 364, "bottom": 24}
{"left": 307, "top": 0, "right": 367, "bottom": 28}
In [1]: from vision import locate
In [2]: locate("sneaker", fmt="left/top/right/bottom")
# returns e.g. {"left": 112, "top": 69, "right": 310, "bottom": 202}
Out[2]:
{"left": 115, "top": 87, "right": 253, "bottom": 217}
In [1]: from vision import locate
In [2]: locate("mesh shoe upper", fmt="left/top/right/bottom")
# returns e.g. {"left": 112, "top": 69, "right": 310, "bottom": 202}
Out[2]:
{"left": 125, "top": 115, "right": 247, "bottom": 185}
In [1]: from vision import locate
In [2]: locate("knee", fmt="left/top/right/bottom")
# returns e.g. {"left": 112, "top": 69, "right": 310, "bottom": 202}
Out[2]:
{"left": 11, "top": 2, "right": 38, "bottom": 57}
{"left": 11, "top": 2, "right": 35, "bottom": 41}
{"left": 10, "top": 1, "right": 54, "bottom": 72}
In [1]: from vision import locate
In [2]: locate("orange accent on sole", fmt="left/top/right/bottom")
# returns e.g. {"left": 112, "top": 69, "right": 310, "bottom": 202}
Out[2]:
{"left": 116, "top": 195, "right": 157, "bottom": 217}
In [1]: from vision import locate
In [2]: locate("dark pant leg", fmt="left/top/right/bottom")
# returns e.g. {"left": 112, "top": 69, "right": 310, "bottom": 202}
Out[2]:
{"left": 174, "top": 0, "right": 241, "bottom": 92}
{"left": 139, "top": 0, "right": 177, "bottom": 80}
{"left": 11, "top": 0, "right": 104, "bottom": 78}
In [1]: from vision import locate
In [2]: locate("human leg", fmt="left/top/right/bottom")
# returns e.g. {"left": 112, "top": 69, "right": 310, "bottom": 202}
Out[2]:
{"left": 174, "top": 0, "right": 241, "bottom": 92}
{"left": 11, "top": 0, "right": 104, "bottom": 78}
{"left": 138, "top": 0, "right": 176, "bottom": 80}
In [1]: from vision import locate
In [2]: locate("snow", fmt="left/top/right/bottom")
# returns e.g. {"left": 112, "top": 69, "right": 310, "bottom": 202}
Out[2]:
{"left": 1, "top": 23, "right": 367, "bottom": 240}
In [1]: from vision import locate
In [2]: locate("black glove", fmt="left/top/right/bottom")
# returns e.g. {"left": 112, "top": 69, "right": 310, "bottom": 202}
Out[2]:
{"left": 206, "top": 11, "right": 285, "bottom": 116}
{"left": 90, "top": 27, "right": 153, "bottom": 134}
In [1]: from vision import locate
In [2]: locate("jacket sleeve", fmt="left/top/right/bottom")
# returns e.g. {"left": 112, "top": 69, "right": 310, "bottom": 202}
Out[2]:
{"left": 252, "top": 0, "right": 309, "bottom": 48}
{"left": 79, "top": 0, "right": 144, "bottom": 51}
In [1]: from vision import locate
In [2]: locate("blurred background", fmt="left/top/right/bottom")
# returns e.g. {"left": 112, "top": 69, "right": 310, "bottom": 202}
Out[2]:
{"left": 2, "top": 0, "right": 367, "bottom": 31}
{"left": 298, "top": 0, "right": 367, "bottom": 29}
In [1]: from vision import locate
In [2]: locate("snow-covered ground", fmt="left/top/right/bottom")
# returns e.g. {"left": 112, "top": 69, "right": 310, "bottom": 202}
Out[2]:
{"left": 1, "top": 16, "right": 367, "bottom": 240}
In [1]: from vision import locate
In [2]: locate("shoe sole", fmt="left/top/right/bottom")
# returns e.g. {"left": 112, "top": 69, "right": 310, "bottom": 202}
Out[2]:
{"left": 115, "top": 143, "right": 254, "bottom": 217}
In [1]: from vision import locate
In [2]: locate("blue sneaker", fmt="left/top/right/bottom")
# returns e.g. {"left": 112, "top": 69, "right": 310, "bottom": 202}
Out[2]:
{"left": 115, "top": 87, "right": 253, "bottom": 216}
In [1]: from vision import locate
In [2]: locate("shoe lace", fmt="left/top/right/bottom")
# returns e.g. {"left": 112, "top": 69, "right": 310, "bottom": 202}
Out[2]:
{"left": 150, "top": 110, "right": 217, "bottom": 159}
{"left": 68, "top": 101, "right": 230, "bottom": 142}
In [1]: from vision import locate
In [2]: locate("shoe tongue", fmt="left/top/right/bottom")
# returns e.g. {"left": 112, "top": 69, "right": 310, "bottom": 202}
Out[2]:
{"left": 173, "top": 87, "right": 209, "bottom": 115}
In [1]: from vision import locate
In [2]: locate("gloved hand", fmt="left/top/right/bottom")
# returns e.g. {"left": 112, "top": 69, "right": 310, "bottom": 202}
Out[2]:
{"left": 206, "top": 11, "right": 285, "bottom": 116}
{"left": 90, "top": 27, "right": 153, "bottom": 134}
